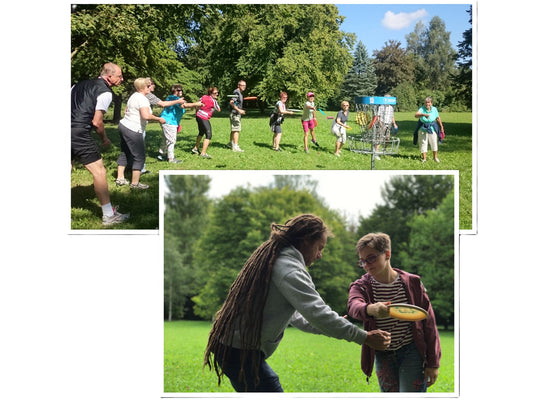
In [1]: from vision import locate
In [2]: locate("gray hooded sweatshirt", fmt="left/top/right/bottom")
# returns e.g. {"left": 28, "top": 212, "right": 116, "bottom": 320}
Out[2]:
{"left": 232, "top": 245, "right": 368, "bottom": 358}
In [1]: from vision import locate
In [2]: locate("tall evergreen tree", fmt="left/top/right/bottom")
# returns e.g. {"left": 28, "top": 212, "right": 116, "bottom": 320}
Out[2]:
{"left": 406, "top": 16, "right": 457, "bottom": 92}
{"left": 452, "top": 5, "right": 472, "bottom": 110}
{"left": 340, "top": 41, "right": 377, "bottom": 101}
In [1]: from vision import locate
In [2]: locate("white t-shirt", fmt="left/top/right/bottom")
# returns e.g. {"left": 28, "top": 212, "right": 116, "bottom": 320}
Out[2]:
{"left": 120, "top": 92, "right": 151, "bottom": 133}
{"left": 95, "top": 92, "right": 113, "bottom": 112}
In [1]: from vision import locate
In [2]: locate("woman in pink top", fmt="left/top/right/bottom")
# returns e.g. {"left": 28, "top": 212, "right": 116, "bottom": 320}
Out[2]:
{"left": 192, "top": 87, "right": 221, "bottom": 159}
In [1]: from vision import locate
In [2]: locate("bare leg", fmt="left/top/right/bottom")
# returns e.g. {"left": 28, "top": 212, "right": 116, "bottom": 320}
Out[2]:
{"left": 84, "top": 159, "right": 110, "bottom": 206}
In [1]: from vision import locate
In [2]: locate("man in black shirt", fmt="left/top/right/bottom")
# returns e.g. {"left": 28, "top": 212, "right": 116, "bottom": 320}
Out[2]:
{"left": 71, "top": 62, "right": 129, "bottom": 226}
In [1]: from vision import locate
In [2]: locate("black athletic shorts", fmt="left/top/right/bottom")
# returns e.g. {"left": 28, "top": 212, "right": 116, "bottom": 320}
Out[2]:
{"left": 71, "top": 126, "right": 101, "bottom": 165}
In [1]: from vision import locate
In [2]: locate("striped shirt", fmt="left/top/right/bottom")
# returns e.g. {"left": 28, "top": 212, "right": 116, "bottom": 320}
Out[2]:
{"left": 371, "top": 275, "right": 413, "bottom": 351}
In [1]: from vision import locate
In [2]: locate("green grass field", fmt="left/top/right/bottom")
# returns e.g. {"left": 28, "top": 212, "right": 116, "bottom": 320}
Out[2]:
{"left": 163, "top": 320, "right": 455, "bottom": 393}
{"left": 71, "top": 109, "right": 472, "bottom": 230}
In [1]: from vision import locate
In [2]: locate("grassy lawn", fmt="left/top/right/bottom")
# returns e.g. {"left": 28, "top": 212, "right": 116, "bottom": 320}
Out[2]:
{"left": 71, "top": 108, "right": 472, "bottom": 230}
{"left": 163, "top": 320, "right": 455, "bottom": 393}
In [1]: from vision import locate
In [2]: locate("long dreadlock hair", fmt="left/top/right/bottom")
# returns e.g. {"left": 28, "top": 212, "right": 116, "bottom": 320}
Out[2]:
{"left": 203, "top": 214, "right": 330, "bottom": 388}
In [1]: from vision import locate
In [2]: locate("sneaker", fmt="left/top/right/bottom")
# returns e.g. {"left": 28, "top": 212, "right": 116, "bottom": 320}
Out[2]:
{"left": 273, "top": 147, "right": 282, "bottom": 152}
{"left": 226, "top": 141, "right": 233, "bottom": 149}
{"left": 115, "top": 178, "right": 130, "bottom": 186}
{"left": 304, "top": 148, "right": 309, "bottom": 154}
{"left": 157, "top": 153, "right": 165, "bottom": 161}
{"left": 434, "top": 158, "right": 440, "bottom": 163}
{"left": 169, "top": 159, "right": 183, "bottom": 164}
{"left": 334, "top": 152, "right": 340, "bottom": 157}
{"left": 375, "top": 155, "right": 381, "bottom": 161}
{"left": 141, "top": 169, "right": 151, "bottom": 175}
{"left": 312, "top": 139, "right": 320, "bottom": 147}
{"left": 233, "top": 145, "right": 244, "bottom": 152}
{"left": 191, "top": 148, "right": 199, "bottom": 155}
{"left": 102, "top": 207, "right": 130, "bottom": 226}
{"left": 130, "top": 182, "right": 149, "bottom": 189}
{"left": 200, "top": 153, "right": 212, "bottom": 159}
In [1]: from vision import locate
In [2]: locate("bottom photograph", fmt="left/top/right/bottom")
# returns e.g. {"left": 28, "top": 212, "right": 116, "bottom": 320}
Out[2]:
{"left": 161, "top": 170, "right": 458, "bottom": 395}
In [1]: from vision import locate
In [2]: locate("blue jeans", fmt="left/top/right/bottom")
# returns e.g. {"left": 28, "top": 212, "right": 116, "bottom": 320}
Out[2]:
{"left": 374, "top": 342, "right": 427, "bottom": 392}
{"left": 217, "top": 347, "right": 284, "bottom": 392}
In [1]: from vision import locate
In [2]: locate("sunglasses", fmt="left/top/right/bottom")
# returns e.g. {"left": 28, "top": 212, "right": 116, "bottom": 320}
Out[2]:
{"left": 358, "top": 250, "right": 385, "bottom": 267}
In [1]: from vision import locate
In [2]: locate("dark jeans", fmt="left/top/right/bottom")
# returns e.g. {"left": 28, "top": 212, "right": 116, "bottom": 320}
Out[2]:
{"left": 217, "top": 347, "right": 284, "bottom": 392}
{"left": 375, "top": 342, "right": 427, "bottom": 392}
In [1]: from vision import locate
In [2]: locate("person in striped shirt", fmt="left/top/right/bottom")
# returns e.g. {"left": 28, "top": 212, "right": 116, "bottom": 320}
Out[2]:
{"left": 347, "top": 232, "right": 441, "bottom": 392}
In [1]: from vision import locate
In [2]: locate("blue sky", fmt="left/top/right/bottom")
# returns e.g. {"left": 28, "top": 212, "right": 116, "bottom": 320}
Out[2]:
{"left": 336, "top": 3, "right": 472, "bottom": 55}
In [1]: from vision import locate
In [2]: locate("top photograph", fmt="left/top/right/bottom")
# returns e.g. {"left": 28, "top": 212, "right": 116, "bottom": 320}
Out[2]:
{"left": 70, "top": 3, "right": 474, "bottom": 232}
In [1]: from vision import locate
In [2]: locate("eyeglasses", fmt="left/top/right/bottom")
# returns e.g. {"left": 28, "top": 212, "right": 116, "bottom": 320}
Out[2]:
{"left": 358, "top": 250, "right": 385, "bottom": 267}
{"left": 213, "top": 92, "right": 219, "bottom": 95}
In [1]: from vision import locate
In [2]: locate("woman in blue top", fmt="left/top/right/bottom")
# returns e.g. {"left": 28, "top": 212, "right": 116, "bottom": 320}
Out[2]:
{"left": 415, "top": 97, "right": 444, "bottom": 163}
{"left": 157, "top": 84, "right": 203, "bottom": 164}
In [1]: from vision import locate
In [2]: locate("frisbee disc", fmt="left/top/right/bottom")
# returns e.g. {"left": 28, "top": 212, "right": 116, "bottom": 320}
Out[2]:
{"left": 243, "top": 96, "right": 258, "bottom": 100}
{"left": 227, "top": 94, "right": 238, "bottom": 98}
{"left": 287, "top": 109, "right": 302, "bottom": 113}
{"left": 345, "top": 125, "right": 352, "bottom": 130}
{"left": 367, "top": 115, "right": 378, "bottom": 130}
{"left": 326, "top": 116, "right": 334, "bottom": 119}
{"left": 388, "top": 303, "right": 428, "bottom": 321}
{"left": 313, "top": 118, "right": 318, "bottom": 128}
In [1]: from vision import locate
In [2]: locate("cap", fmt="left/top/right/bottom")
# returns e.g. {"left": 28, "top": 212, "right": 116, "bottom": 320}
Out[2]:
{"left": 307, "top": 92, "right": 314, "bottom": 97}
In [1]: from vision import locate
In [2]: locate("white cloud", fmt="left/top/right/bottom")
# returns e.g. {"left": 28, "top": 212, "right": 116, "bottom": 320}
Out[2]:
{"left": 381, "top": 9, "right": 428, "bottom": 30}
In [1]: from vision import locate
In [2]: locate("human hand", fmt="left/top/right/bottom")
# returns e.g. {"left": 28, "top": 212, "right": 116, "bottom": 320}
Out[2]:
{"left": 425, "top": 367, "right": 439, "bottom": 387}
{"left": 367, "top": 302, "right": 391, "bottom": 318}
{"left": 364, "top": 329, "right": 391, "bottom": 350}
{"left": 158, "top": 117, "right": 166, "bottom": 124}
{"left": 101, "top": 136, "right": 111, "bottom": 148}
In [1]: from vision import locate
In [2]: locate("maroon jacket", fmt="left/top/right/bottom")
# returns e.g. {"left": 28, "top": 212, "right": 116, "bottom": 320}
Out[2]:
{"left": 347, "top": 268, "right": 441, "bottom": 380}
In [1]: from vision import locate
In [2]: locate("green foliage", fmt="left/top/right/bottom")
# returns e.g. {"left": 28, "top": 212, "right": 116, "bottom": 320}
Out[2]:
{"left": 406, "top": 16, "right": 457, "bottom": 93}
{"left": 401, "top": 191, "right": 455, "bottom": 328}
{"left": 373, "top": 40, "right": 416, "bottom": 95}
{"left": 338, "top": 41, "right": 377, "bottom": 107}
{"left": 164, "top": 175, "right": 212, "bottom": 320}
{"left": 191, "top": 4, "right": 355, "bottom": 108}
{"left": 164, "top": 320, "right": 456, "bottom": 393}
{"left": 191, "top": 184, "right": 359, "bottom": 318}
{"left": 71, "top": 4, "right": 203, "bottom": 99}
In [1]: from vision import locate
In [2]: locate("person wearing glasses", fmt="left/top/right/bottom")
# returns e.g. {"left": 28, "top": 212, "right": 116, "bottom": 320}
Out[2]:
{"left": 228, "top": 80, "right": 247, "bottom": 152}
{"left": 192, "top": 87, "right": 221, "bottom": 159}
{"left": 347, "top": 232, "right": 441, "bottom": 392}
{"left": 156, "top": 84, "right": 203, "bottom": 164}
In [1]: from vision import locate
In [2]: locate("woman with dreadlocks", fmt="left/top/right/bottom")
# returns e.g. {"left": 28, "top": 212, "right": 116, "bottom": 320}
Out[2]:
{"left": 204, "top": 214, "right": 391, "bottom": 392}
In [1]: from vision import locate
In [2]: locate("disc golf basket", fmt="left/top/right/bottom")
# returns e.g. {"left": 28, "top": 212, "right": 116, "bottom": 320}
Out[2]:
{"left": 348, "top": 96, "right": 400, "bottom": 169}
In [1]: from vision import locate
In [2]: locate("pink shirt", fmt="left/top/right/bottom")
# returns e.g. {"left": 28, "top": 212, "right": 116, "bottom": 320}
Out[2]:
{"left": 196, "top": 95, "right": 219, "bottom": 120}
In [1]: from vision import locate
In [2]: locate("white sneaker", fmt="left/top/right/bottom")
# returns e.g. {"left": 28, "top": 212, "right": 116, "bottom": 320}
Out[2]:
{"left": 102, "top": 207, "right": 130, "bottom": 226}
{"left": 233, "top": 145, "right": 244, "bottom": 152}
{"left": 434, "top": 158, "right": 440, "bottom": 163}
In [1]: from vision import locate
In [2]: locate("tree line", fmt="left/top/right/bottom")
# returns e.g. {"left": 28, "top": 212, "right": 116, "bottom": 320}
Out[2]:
{"left": 164, "top": 175, "right": 455, "bottom": 329}
{"left": 71, "top": 4, "right": 472, "bottom": 118}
